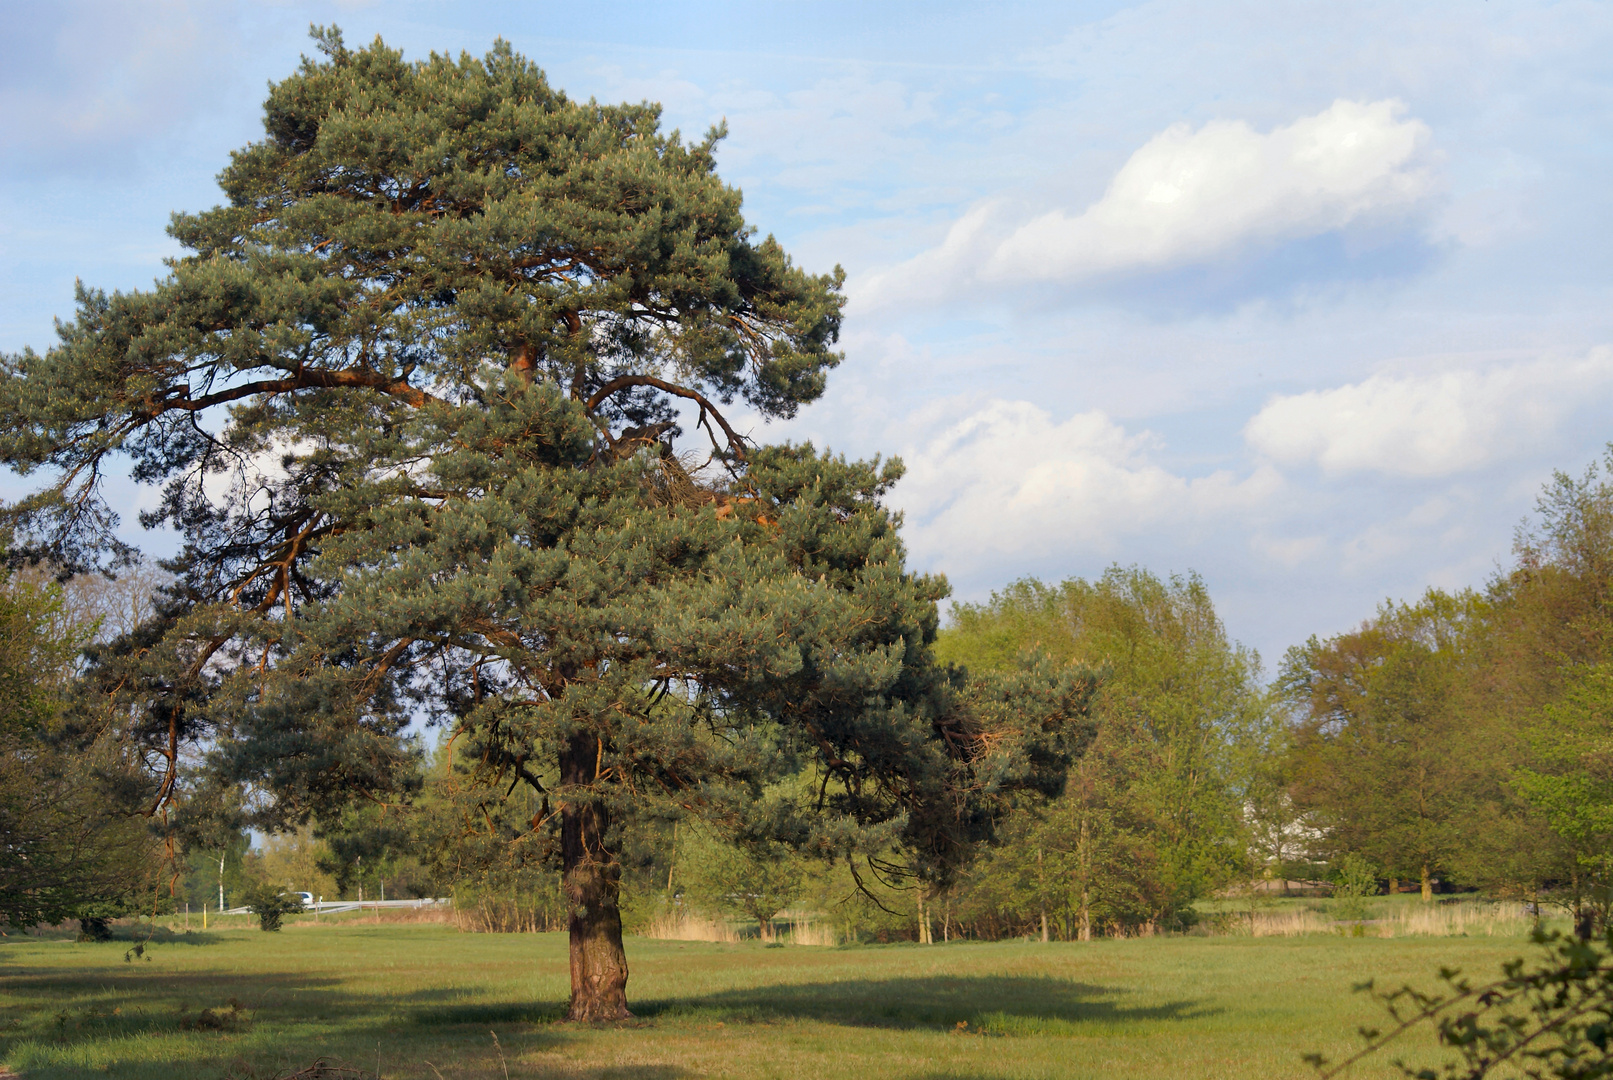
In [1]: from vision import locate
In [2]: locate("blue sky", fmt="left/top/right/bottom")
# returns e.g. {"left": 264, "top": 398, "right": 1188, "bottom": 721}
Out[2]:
{"left": 3, "top": 0, "right": 1611, "bottom": 665}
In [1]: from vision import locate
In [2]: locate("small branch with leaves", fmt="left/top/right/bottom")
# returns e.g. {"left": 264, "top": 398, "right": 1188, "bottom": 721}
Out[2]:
{"left": 1309, "top": 928, "right": 1613, "bottom": 1080}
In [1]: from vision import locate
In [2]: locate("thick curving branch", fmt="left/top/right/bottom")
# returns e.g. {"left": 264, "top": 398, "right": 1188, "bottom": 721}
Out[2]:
{"left": 585, "top": 375, "right": 749, "bottom": 461}
{"left": 138, "top": 366, "right": 436, "bottom": 418}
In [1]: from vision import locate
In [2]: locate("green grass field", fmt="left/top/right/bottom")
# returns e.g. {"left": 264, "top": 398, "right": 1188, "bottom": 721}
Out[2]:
{"left": 0, "top": 920, "right": 1547, "bottom": 1080}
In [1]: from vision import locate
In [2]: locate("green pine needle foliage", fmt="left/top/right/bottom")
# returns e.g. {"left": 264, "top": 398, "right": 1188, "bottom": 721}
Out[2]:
{"left": 0, "top": 29, "right": 1097, "bottom": 896}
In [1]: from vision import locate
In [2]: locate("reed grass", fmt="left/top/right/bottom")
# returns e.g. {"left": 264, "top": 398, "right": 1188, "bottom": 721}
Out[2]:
{"left": 1222, "top": 899, "right": 1542, "bottom": 938}
{"left": 633, "top": 909, "right": 840, "bottom": 946}
{"left": 634, "top": 908, "right": 741, "bottom": 943}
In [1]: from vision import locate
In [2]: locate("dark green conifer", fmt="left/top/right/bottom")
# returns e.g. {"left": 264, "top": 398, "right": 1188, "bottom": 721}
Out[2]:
{"left": 0, "top": 29, "right": 1092, "bottom": 1017}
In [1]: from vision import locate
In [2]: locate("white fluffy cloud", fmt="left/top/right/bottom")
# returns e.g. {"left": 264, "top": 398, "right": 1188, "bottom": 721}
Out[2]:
{"left": 856, "top": 99, "right": 1435, "bottom": 309}
{"left": 1245, "top": 349, "right": 1613, "bottom": 477}
{"left": 893, "top": 398, "right": 1280, "bottom": 574}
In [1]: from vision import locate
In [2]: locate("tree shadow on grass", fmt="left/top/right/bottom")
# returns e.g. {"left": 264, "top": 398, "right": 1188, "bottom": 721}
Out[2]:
{"left": 634, "top": 975, "right": 1211, "bottom": 1036}
{"left": 0, "top": 969, "right": 580, "bottom": 1080}
{"left": 132, "top": 929, "right": 238, "bottom": 947}
{"left": 0, "top": 928, "right": 226, "bottom": 949}
{"left": 412, "top": 1000, "right": 567, "bottom": 1025}
{"left": 2, "top": 970, "right": 360, "bottom": 1045}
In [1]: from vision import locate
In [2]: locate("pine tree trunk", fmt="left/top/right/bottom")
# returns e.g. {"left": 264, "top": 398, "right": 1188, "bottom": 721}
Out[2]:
{"left": 1420, "top": 864, "right": 1432, "bottom": 903}
{"left": 561, "top": 735, "right": 630, "bottom": 1021}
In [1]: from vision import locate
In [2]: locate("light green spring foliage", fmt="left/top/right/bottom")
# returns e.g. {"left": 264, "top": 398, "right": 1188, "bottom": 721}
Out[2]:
{"left": 1501, "top": 452, "right": 1613, "bottom": 916}
{"left": 0, "top": 571, "right": 76, "bottom": 738}
{"left": 0, "top": 570, "right": 158, "bottom": 929}
{"left": 177, "top": 832, "right": 251, "bottom": 913}
{"left": 0, "top": 573, "right": 81, "bottom": 926}
{"left": 1519, "top": 665, "right": 1613, "bottom": 905}
{"left": 673, "top": 821, "right": 804, "bottom": 935}
{"left": 935, "top": 567, "right": 1272, "bottom": 936}
{"left": 1332, "top": 853, "right": 1380, "bottom": 923}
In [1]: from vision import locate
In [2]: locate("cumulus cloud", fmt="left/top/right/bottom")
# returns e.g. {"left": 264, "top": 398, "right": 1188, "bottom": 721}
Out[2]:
{"left": 892, "top": 398, "right": 1280, "bottom": 574}
{"left": 1245, "top": 349, "right": 1613, "bottom": 477}
{"left": 856, "top": 99, "right": 1436, "bottom": 309}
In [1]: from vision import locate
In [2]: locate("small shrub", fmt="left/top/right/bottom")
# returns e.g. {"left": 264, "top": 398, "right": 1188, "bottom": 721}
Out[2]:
{"left": 76, "top": 916, "right": 112, "bottom": 942}
{"left": 179, "top": 998, "right": 249, "bottom": 1032}
{"left": 240, "top": 883, "right": 305, "bottom": 932}
{"left": 1333, "top": 854, "right": 1379, "bottom": 923}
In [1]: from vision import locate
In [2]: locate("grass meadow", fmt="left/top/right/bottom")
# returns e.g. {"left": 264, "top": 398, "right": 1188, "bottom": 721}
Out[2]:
{"left": 0, "top": 910, "right": 1554, "bottom": 1080}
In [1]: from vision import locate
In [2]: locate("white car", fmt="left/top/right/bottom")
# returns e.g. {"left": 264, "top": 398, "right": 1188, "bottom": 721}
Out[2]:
{"left": 293, "top": 892, "right": 315, "bottom": 907}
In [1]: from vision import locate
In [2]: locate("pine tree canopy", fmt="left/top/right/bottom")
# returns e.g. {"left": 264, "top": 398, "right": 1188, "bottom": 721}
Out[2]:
{"left": 1, "top": 27, "right": 841, "bottom": 574}
{"left": 0, "top": 29, "right": 1095, "bottom": 1018}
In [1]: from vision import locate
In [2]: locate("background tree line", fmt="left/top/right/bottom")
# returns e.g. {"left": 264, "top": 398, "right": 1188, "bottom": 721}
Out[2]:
{"left": 1281, "top": 453, "right": 1613, "bottom": 930}
{"left": 13, "top": 448, "right": 1613, "bottom": 945}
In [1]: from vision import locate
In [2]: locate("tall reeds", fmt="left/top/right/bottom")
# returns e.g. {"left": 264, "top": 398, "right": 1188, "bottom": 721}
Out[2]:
{"left": 633, "top": 909, "right": 840, "bottom": 945}
{"left": 1236, "top": 901, "right": 1536, "bottom": 938}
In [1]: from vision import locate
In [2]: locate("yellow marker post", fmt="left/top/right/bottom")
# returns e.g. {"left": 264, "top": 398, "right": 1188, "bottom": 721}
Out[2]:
{"left": 202, "top": 903, "right": 207, "bottom": 930}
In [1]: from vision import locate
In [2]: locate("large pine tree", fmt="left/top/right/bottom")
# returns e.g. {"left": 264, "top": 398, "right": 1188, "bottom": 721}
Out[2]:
{"left": 0, "top": 30, "right": 1092, "bottom": 1017}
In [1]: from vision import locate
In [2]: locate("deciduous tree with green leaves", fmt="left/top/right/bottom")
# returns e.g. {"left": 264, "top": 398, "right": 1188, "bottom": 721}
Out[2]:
{"left": 0, "top": 567, "right": 159, "bottom": 932}
{"left": 0, "top": 29, "right": 1092, "bottom": 1017}
{"left": 1282, "top": 591, "right": 1486, "bottom": 901}
{"left": 676, "top": 822, "right": 806, "bottom": 940}
{"left": 937, "top": 568, "right": 1266, "bottom": 937}
{"left": 1499, "top": 454, "right": 1613, "bottom": 928}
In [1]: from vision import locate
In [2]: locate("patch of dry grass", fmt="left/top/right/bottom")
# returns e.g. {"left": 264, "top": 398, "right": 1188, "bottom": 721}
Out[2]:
{"left": 634, "top": 909, "right": 741, "bottom": 943}
{"left": 1226, "top": 900, "right": 1540, "bottom": 939}
{"left": 634, "top": 910, "right": 840, "bottom": 946}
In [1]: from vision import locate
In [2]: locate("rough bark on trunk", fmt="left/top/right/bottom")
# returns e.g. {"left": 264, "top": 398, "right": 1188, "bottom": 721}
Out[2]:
{"left": 561, "top": 735, "right": 630, "bottom": 1021}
